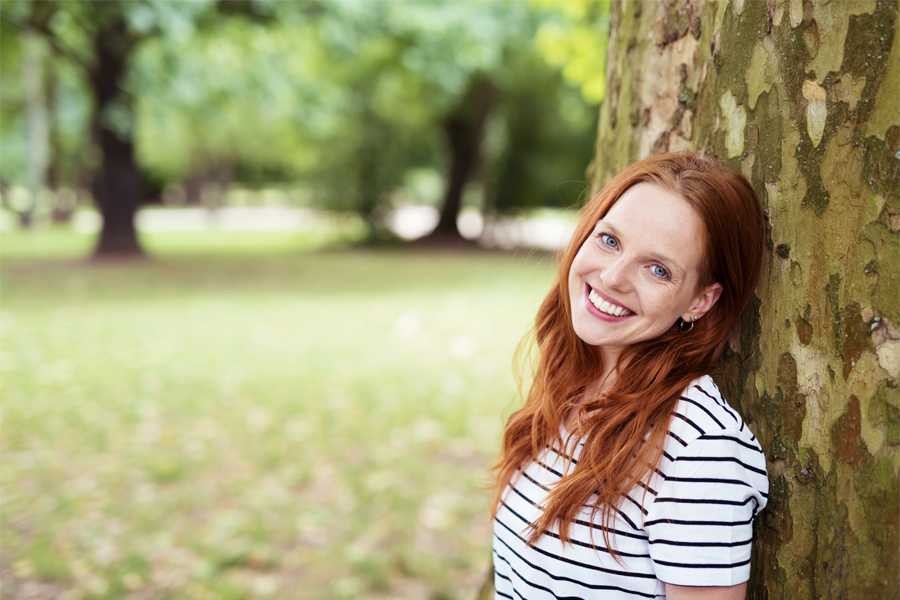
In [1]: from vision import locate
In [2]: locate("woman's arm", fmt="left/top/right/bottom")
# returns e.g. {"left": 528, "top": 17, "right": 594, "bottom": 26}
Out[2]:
{"left": 665, "top": 583, "right": 746, "bottom": 600}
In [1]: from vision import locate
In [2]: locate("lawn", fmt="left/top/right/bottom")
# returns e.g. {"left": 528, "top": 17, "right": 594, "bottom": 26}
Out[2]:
{"left": 0, "top": 229, "right": 557, "bottom": 600}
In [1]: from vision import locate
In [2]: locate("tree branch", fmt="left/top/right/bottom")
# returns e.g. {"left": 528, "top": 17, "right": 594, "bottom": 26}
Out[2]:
{"left": 26, "top": 18, "right": 92, "bottom": 75}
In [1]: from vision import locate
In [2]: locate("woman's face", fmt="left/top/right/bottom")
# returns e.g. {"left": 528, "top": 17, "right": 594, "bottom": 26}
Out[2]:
{"left": 567, "top": 182, "right": 722, "bottom": 362}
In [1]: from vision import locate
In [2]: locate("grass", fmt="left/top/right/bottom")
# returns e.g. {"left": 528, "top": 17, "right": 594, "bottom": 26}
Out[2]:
{"left": 0, "top": 228, "right": 557, "bottom": 600}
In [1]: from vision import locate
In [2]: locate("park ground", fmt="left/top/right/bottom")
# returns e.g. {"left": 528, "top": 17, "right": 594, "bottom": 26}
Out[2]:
{"left": 0, "top": 227, "right": 557, "bottom": 600}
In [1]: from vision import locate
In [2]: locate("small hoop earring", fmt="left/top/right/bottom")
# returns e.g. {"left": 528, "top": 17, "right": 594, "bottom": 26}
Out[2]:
{"left": 679, "top": 318, "right": 694, "bottom": 334}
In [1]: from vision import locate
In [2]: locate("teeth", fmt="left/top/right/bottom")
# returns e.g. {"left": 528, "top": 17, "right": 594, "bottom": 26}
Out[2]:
{"left": 588, "top": 289, "right": 632, "bottom": 316}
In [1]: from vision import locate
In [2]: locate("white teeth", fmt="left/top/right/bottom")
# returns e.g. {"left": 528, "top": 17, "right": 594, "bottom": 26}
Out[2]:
{"left": 588, "top": 288, "right": 631, "bottom": 316}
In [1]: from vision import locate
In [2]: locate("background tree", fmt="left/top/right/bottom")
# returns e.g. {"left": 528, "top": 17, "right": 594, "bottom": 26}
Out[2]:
{"left": 307, "top": 0, "right": 524, "bottom": 242}
{"left": 3, "top": 0, "right": 220, "bottom": 257}
{"left": 593, "top": 1, "right": 898, "bottom": 598}
{"left": 19, "top": 24, "right": 48, "bottom": 229}
{"left": 3, "top": 1, "right": 602, "bottom": 249}
{"left": 486, "top": 48, "right": 597, "bottom": 217}
{"left": 0, "top": 5, "right": 86, "bottom": 227}
{"left": 276, "top": 0, "right": 599, "bottom": 242}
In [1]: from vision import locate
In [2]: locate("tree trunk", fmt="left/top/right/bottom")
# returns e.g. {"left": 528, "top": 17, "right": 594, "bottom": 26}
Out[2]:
{"left": 90, "top": 13, "right": 143, "bottom": 258}
{"left": 429, "top": 77, "right": 495, "bottom": 241}
{"left": 183, "top": 170, "right": 206, "bottom": 206}
{"left": 594, "top": 1, "right": 899, "bottom": 598}
{"left": 47, "top": 48, "right": 74, "bottom": 224}
{"left": 207, "top": 160, "right": 232, "bottom": 210}
{"left": 22, "top": 27, "right": 48, "bottom": 229}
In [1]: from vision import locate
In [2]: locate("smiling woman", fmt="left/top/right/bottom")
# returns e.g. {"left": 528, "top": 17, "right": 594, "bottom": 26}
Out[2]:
{"left": 491, "top": 152, "right": 767, "bottom": 599}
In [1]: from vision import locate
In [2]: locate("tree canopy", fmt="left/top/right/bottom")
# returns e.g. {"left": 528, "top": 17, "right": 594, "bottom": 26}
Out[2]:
{"left": 1, "top": 0, "right": 609, "bottom": 252}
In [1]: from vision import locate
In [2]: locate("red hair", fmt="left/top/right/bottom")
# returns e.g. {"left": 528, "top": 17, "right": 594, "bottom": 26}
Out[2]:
{"left": 491, "top": 152, "right": 765, "bottom": 554}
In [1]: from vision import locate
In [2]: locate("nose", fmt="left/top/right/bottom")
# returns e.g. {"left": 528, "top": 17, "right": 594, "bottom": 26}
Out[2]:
{"left": 600, "top": 256, "right": 630, "bottom": 291}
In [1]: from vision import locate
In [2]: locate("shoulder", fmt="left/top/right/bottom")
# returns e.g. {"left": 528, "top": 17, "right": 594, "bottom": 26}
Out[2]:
{"left": 644, "top": 377, "right": 769, "bottom": 586}
{"left": 663, "top": 375, "right": 768, "bottom": 492}
{"left": 669, "top": 375, "right": 758, "bottom": 447}
{"left": 659, "top": 375, "right": 769, "bottom": 500}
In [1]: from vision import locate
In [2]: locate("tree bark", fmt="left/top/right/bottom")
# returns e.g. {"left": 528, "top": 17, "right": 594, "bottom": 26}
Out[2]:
{"left": 429, "top": 77, "right": 495, "bottom": 241}
{"left": 594, "top": 1, "right": 899, "bottom": 598}
{"left": 90, "top": 13, "right": 143, "bottom": 257}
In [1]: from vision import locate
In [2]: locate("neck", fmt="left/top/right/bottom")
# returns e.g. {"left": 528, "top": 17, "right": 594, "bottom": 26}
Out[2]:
{"left": 569, "top": 363, "right": 617, "bottom": 427}
{"left": 596, "top": 347, "right": 623, "bottom": 393}
{"left": 568, "top": 347, "right": 625, "bottom": 426}
{"left": 582, "top": 356, "right": 619, "bottom": 402}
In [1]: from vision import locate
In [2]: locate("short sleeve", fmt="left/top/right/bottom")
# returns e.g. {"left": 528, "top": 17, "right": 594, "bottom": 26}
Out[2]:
{"left": 644, "top": 431, "right": 769, "bottom": 587}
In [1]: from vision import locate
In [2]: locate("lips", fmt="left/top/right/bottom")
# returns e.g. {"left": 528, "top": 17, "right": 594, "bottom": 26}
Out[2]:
{"left": 586, "top": 285, "right": 634, "bottom": 317}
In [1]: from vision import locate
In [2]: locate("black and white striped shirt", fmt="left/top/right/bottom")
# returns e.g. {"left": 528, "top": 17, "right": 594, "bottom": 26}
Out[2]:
{"left": 493, "top": 376, "right": 768, "bottom": 599}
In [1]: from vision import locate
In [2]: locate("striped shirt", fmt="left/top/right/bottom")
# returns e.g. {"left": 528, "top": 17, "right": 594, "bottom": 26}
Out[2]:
{"left": 493, "top": 376, "right": 769, "bottom": 599}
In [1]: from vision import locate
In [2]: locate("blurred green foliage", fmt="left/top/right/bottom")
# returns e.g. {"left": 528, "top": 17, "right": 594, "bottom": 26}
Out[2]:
{"left": 534, "top": 0, "right": 610, "bottom": 104}
{"left": 0, "top": 0, "right": 609, "bottom": 230}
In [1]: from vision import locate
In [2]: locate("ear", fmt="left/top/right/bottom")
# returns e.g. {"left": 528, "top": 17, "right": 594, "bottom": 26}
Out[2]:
{"left": 682, "top": 282, "right": 723, "bottom": 322}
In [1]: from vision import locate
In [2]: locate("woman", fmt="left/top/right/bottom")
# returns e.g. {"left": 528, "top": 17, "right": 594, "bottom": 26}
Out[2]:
{"left": 491, "top": 152, "right": 768, "bottom": 599}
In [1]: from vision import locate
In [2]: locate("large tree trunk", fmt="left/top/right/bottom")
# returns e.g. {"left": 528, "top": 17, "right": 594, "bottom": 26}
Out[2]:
{"left": 594, "top": 1, "right": 898, "bottom": 598}
{"left": 90, "top": 14, "right": 143, "bottom": 258}
{"left": 428, "top": 77, "right": 495, "bottom": 242}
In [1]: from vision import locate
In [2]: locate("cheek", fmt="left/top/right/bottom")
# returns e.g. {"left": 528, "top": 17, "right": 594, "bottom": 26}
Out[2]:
{"left": 569, "top": 243, "right": 595, "bottom": 277}
{"left": 567, "top": 248, "right": 588, "bottom": 286}
{"left": 644, "top": 287, "right": 689, "bottom": 321}
{"left": 567, "top": 271, "right": 583, "bottom": 305}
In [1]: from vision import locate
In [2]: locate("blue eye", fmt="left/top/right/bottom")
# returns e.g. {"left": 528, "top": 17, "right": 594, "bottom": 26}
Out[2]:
{"left": 651, "top": 265, "right": 670, "bottom": 279}
{"left": 600, "top": 234, "right": 618, "bottom": 249}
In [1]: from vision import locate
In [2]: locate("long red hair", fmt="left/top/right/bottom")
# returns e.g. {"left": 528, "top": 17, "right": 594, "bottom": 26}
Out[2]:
{"left": 491, "top": 152, "right": 765, "bottom": 553}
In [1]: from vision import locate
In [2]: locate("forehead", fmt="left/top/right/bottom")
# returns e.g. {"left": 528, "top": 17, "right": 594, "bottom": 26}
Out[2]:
{"left": 601, "top": 183, "right": 706, "bottom": 271}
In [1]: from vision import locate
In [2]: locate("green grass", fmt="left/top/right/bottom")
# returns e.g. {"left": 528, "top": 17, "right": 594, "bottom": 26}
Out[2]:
{"left": 0, "top": 228, "right": 556, "bottom": 599}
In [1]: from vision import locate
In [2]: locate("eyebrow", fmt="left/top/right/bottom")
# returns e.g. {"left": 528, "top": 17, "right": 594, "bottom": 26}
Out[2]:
{"left": 595, "top": 220, "right": 688, "bottom": 277}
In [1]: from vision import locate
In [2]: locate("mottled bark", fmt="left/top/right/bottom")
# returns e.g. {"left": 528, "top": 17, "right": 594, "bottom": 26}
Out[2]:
{"left": 594, "top": 1, "right": 899, "bottom": 598}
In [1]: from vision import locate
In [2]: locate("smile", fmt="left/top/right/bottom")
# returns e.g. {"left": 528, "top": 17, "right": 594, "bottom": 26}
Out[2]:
{"left": 588, "top": 287, "right": 634, "bottom": 317}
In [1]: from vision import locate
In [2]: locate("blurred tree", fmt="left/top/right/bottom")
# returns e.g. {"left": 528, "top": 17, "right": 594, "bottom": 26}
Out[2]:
{"left": 1, "top": 5, "right": 69, "bottom": 227}
{"left": 430, "top": 75, "right": 495, "bottom": 240}
{"left": 3, "top": 0, "right": 603, "bottom": 248}
{"left": 10, "top": 0, "right": 313, "bottom": 254}
{"left": 307, "top": 0, "right": 512, "bottom": 241}
{"left": 486, "top": 49, "right": 596, "bottom": 217}
{"left": 19, "top": 24, "right": 48, "bottom": 229}
{"left": 309, "top": 0, "right": 598, "bottom": 242}
{"left": 1, "top": 5, "right": 94, "bottom": 224}
{"left": 86, "top": 8, "right": 143, "bottom": 255}
{"left": 4, "top": 0, "right": 219, "bottom": 256}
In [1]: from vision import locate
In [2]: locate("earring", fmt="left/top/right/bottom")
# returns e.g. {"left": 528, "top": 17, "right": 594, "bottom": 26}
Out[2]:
{"left": 679, "top": 318, "right": 694, "bottom": 334}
